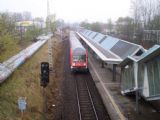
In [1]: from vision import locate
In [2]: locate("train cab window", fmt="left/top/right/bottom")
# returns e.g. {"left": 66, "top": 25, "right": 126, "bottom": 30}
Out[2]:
{"left": 73, "top": 55, "right": 86, "bottom": 62}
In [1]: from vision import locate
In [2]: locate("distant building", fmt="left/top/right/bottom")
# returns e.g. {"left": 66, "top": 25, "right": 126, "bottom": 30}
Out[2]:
{"left": 144, "top": 30, "right": 160, "bottom": 43}
{"left": 15, "top": 20, "right": 45, "bottom": 32}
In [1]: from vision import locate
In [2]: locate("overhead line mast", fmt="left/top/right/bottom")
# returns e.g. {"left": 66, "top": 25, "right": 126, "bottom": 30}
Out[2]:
{"left": 47, "top": 0, "right": 50, "bottom": 17}
{"left": 47, "top": 0, "right": 53, "bottom": 71}
{"left": 47, "top": 0, "right": 51, "bottom": 32}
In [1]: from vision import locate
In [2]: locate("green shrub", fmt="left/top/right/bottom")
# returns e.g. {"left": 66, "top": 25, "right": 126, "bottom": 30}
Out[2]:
{"left": 0, "top": 34, "right": 20, "bottom": 62}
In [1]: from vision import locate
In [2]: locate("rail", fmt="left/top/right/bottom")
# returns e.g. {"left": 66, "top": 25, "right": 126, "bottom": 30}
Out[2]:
{"left": 75, "top": 76, "right": 98, "bottom": 120}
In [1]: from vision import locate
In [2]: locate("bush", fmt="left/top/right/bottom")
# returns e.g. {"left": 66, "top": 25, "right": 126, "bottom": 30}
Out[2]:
{"left": 0, "top": 34, "right": 20, "bottom": 62}
{"left": 24, "top": 26, "right": 42, "bottom": 42}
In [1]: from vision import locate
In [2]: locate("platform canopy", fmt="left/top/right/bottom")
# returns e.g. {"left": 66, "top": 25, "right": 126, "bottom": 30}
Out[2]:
{"left": 77, "top": 29, "right": 145, "bottom": 64}
{"left": 119, "top": 45, "right": 160, "bottom": 101}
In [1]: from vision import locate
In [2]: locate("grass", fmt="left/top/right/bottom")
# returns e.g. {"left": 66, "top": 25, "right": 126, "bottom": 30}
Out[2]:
{"left": 0, "top": 35, "right": 20, "bottom": 62}
{"left": 0, "top": 36, "right": 33, "bottom": 62}
{"left": 0, "top": 41, "right": 49, "bottom": 120}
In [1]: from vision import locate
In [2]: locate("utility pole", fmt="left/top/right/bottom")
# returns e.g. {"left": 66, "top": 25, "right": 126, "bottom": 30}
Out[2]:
{"left": 47, "top": 0, "right": 50, "bottom": 17}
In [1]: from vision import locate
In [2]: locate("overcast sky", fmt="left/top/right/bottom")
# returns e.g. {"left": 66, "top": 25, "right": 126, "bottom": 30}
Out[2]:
{"left": 0, "top": 0, "right": 131, "bottom": 23}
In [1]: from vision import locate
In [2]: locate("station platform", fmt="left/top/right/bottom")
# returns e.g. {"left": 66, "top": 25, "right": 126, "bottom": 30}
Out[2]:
{"left": 88, "top": 53, "right": 160, "bottom": 120}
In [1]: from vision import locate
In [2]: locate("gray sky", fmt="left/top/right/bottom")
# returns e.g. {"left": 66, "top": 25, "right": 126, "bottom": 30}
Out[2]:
{"left": 0, "top": 0, "right": 131, "bottom": 23}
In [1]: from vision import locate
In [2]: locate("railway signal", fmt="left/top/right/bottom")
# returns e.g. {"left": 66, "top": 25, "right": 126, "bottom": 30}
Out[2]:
{"left": 40, "top": 62, "right": 49, "bottom": 87}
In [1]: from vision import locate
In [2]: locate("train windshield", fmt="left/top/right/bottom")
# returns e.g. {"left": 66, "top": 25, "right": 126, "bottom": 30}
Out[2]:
{"left": 73, "top": 55, "right": 86, "bottom": 62}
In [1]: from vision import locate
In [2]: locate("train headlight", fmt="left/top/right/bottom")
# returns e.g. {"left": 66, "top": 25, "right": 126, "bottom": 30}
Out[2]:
{"left": 72, "top": 63, "right": 75, "bottom": 66}
{"left": 83, "top": 63, "right": 86, "bottom": 66}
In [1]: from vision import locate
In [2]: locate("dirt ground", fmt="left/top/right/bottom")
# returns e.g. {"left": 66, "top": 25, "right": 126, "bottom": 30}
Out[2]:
{"left": 44, "top": 35, "right": 65, "bottom": 120}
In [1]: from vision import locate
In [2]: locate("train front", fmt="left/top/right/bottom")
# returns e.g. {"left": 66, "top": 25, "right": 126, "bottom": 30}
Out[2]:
{"left": 71, "top": 47, "right": 88, "bottom": 72}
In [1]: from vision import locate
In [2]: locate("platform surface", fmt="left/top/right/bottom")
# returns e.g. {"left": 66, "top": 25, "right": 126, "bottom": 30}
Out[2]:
{"left": 88, "top": 53, "right": 160, "bottom": 120}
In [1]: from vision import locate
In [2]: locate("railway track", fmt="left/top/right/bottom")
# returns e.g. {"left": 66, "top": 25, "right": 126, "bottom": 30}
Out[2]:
{"left": 62, "top": 38, "right": 111, "bottom": 120}
{"left": 75, "top": 74, "right": 98, "bottom": 120}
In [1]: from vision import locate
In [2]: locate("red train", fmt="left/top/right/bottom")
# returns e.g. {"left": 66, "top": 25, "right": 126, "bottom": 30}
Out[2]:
{"left": 70, "top": 31, "right": 88, "bottom": 72}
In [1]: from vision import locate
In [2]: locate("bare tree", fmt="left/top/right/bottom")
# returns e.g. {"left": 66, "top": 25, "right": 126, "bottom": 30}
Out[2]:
{"left": 106, "top": 19, "right": 114, "bottom": 34}
{"left": 116, "top": 17, "right": 134, "bottom": 40}
{"left": 131, "top": 0, "right": 160, "bottom": 30}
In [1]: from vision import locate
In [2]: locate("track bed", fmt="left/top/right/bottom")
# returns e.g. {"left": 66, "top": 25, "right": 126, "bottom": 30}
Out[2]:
{"left": 61, "top": 38, "right": 110, "bottom": 120}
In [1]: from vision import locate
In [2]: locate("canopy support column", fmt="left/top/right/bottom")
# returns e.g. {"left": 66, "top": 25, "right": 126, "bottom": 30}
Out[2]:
{"left": 112, "top": 64, "right": 117, "bottom": 81}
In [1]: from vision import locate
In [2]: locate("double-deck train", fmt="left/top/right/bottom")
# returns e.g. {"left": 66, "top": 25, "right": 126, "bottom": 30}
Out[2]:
{"left": 69, "top": 31, "right": 88, "bottom": 72}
